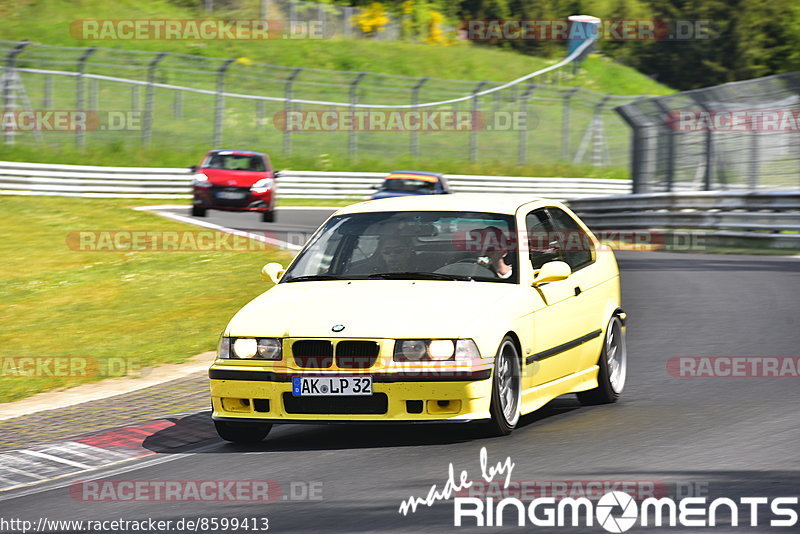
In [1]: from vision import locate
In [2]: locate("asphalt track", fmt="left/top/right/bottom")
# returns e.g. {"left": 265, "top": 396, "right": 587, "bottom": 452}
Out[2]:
{"left": 1, "top": 207, "right": 798, "bottom": 533}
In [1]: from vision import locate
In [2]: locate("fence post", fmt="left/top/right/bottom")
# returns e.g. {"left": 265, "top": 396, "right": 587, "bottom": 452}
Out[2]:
{"left": 690, "top": 94, "right": 714, "bottom": 191}
{"left": 517, "top": 81, "right": 536, "bottom": 166}
{"left": 410, "top": 76, "right": 429, "bottom": 158}
{"left": 142, "top": 51, "right": 166, "bottom": 148}
{"left": 173, "top": 90, "right": 182, "bottom": 119}
{"left": 653, "top": 100, "right": 676, "bottom": 192}
{"left": 75, "top": 47, "right": 96, "bottom": 149}
{"left": 213, "top": 58, "right": 236, "bottom": 148}
{"left": 615, "top": 103, "right": 644, "bottom": 194}
{"left": 256, "top": 100, "right": 264, "bottom": 130}
{"left": 349, "top": 72, "right": 366, "bottom": 160}
{"left": 469, "top": 81, "right": 487, "bottom": 163}
{"left": 591, "top": 95, "right": 610, "bottom": 167}
{"left": 748, "top": 130, "right": 759, "bottom": 190}
{"left": 561, "top": 87, "right": 580, "bottom": 161}
{"left": 283, "top": 67, "right": 303, "bottom": 155}
{"left": 3, "top": 42, "right": 29, "bottom": 146}
{"left": 43, "top": 76, "right": 52, "bottom": 109}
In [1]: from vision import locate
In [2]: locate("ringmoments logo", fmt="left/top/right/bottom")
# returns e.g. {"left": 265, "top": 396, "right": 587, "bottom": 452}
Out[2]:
{"left": 398, "top": 448, "right": 799, "bottom": 531}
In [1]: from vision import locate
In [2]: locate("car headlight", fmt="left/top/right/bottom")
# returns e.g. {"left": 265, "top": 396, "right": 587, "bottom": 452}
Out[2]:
{"left": 394, "top": 339, "right": 457, "bottom": 362}
{"left": 193, "top": 173, "right": 212, "bottom": 187}
{"left": 251, "top": 178, "right": 273, "bottom": 193}
{"left": 220, "top": 337, "right": 283, "bottom": 360}
{"left": 218, "top": 336, "right": 231, "bottom": 359}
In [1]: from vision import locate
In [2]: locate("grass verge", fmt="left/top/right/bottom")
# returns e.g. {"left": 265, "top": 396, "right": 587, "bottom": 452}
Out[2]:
{"left": 0, "top": 196, "right": 294, "bottom": 403}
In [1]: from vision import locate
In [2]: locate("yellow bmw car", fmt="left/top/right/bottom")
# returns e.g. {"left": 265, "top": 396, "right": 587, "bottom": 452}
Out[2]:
{"left": 209, "top": 194, "right": 626, "bottom": 442}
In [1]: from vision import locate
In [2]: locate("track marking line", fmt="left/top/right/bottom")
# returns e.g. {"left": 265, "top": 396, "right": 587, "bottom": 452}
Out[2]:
{"left": 135, "top": 206, "right": 303, "bottom": 251}
{"left": 19, "top": 450, "right": 92, "bottom": 469}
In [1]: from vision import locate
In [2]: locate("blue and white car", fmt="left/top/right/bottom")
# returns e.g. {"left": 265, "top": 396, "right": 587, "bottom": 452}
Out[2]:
{"left": 370, "top": 171, "right": 451, "bottom": 200}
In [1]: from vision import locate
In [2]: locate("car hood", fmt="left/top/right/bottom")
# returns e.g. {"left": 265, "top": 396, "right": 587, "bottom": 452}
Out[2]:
{"left": 370, "top": 190, "right": 427, "bottom": 200}
{"left": 226, "top": 280, "right": 519, "bottom": 339}
{"left": 200, "top": 168, "right": 270, "bottom": 186}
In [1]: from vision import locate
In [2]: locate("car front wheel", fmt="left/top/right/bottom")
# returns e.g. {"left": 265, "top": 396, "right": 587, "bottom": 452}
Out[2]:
{"left": 214, "top": 421, "right": 272, "bottom": 443}
{"left": 261, "top": 210, "right": 275, "bottom": 223}
{"left": 577, "top": 315, "right": 627, "bottom": 405}
{"left": 191, "top": 206, "right": 207, "bottom": 217}
{"left": 485, "top": 336, "right": 521, "bottom": 436}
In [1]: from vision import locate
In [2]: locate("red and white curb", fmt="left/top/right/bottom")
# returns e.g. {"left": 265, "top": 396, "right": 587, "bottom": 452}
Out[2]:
{"left": 0, "top": 414, "right": 216, "bottom": 494}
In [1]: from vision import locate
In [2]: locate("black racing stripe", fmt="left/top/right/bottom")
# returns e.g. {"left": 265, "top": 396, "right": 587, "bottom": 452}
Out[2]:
{"left": 525, "top": 329, "right": 602, "bottom": 365}
{"left": 208, "top": 369, "right": 491, "bottom": 382}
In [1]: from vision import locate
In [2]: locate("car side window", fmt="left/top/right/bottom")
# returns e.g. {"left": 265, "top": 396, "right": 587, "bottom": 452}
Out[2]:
{"left": 547, "top": 207, "right": 594, "bottom": 270}
{"left": 525, "top": 209, "right": 559, "bottom": 270}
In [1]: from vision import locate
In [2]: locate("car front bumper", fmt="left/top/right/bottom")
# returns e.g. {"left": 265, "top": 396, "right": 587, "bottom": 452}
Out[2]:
{"left": 209, "top": 368, "right": 494, "bottom": 423}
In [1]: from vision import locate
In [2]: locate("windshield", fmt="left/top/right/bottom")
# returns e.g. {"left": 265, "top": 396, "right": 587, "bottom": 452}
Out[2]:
{"left": 380, "top": 178, "right": 436, "bottom": 193}
{"left": 202, "top": 153, "right": 265, "bottom": 172}
{"left": 282, "top": 211, "right": 518, "bottom": 283}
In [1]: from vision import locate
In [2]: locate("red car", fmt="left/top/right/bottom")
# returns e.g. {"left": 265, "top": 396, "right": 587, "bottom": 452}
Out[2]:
{"left": 191, "top": 150, "right": 277, "bottom": 223}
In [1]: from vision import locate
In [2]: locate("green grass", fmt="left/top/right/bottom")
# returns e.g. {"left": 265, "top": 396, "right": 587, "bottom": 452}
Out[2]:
{"left": 0, "top": 143, "right": 631, "bottom": 178}
{"left": 0, "top": 196, "right": 295, "bottom": 403}
{"left": 0, "top": 0, "right": 674, "bottom": 97}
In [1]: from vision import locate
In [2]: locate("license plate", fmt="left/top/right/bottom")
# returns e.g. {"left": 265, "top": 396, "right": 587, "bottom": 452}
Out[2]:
{"left": 292, "top": 376, "right": 372, "bottom": 396}
{"left": 217, "top": 190, "right": 246, "bottom": 199}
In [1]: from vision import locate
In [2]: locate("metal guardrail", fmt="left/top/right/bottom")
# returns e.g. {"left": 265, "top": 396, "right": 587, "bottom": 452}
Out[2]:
{"left": 568, "top": 191, "right": 800, "bottom": 249}
{"left": 0, "top": 160, "right": 631, "bottom": 200}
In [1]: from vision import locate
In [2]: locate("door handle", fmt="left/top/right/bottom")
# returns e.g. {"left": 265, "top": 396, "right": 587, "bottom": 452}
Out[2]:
{"left": 574, "top": 286, "right": 582, "bottom": 296}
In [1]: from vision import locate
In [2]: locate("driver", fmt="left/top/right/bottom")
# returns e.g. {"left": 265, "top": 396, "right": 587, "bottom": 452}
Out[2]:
{"left": 472, "top": 226, "right": 513, "bottom": 279}
{"left": 377, "top": 235, "right": 415, "bottom": 273}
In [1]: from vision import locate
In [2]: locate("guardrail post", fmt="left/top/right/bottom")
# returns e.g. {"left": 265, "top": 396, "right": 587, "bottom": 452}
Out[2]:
{"left": 3, "top": 42, "right": 30, "bottom": 146}
{"left": 561, "top": 87, "right": 580, "bottom": 161}
{"left": 75, "top": 47, "right": 96, "bottom": 149}
{"left": 469, "top": 81, "right": 488, "bottom": 163}
{"left": 517, "top": 81, "right": 536, "bottom": 166}
{"left": 142, "top": 51, "right": 167, "bottom": 148}
{"left": 213, "top": 58, "right": 236, "bottom": 148}
{"left": 348, "top": 72, "right": 366, "bottom": 160}
{"left": 282, "top": 67, "right": 303, "bottom": 155}
{"left": 410, "top": 76, "right": 429, "bottom": 158}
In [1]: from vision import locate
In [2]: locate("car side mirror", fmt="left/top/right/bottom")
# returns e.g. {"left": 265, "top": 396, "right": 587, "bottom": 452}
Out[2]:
{"left": 188, "top": 165, "right": 197, "bottom": 173}
{"left": 261, "top": 262, "right": 285, "bottom": 284}
{"left": 532, "top": 261, "right": 571, "bottom": 286}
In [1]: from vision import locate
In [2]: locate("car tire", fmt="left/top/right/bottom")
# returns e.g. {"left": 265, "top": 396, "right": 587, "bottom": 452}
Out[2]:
{"left": 485, "top": 336, "right": 522, "bottom": 436}
{"left": 577, "top": 315, "right": 627, "bottom": 405}
{"left": 192, "top": 206, "right": 207, "bottom": 217}
{"left": 261, "top": 210, "right": 275, "bottom": 223}
{"left": 214, "top": 420, "right": 272, "bottom": 443}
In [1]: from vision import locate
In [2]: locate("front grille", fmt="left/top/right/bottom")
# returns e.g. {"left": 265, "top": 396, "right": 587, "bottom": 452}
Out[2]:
{"left": 292, "top": 340, "right": 333, "bottom": 368}
{"left": 335, "top": 341, "right": 380, "bottom": 369}
{"left": 210, "top": 186, "right": 251, "bottom": 207}
{"left": 283, "top": 393, "right": 388, "bottom": 414}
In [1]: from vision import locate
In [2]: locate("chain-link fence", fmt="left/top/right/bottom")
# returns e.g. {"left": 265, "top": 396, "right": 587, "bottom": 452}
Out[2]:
{"left": 617, "top": 72, "right": 800, "bottom": 193}
{"left": 0, "top": 40, "right": 645, "bottom": 168}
